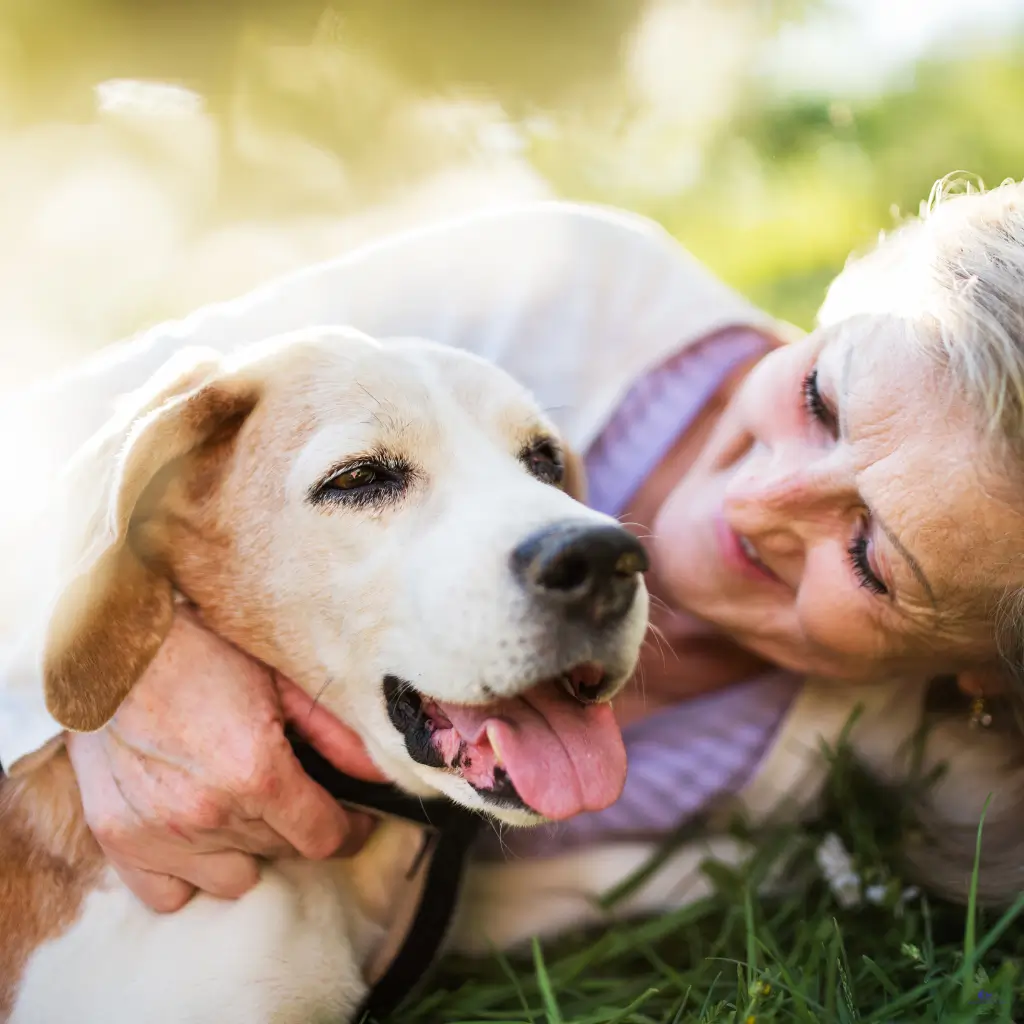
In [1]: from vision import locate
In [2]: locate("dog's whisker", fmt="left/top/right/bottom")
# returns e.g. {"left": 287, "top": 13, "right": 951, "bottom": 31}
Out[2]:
{"left": 356, "top": 381, "right": 408, "bottom": 435}
{"left": 415, "top": 796, "right": 434, "bottom": 829}
{"left": 615, "top": 525, "right": 648, "bottom": 535}
{"left": 631, "top": 661, "right": 648, "bottom": 708}
{"left": 641, "top": 623, "right": 672, "bottom": 671}
{"left": 646, "top": 592, "right": 674, "bottom": 614}
{"left": 307, "top": 679, "right": 332, "bottom": 717}
{"left": 640, "top": 639, "right": 667, "bottom": 675}
{"left": 486, "top": 817, "right": 514, "bottom": 859}
{"left": 355, "top": 381, "right": 386, "bottom": 409}
{"left": 613, "top": 515, "right": 656, "bottom": 538}
{"left": 390, "top": 678, "right": 418, "bottom": 704}
{"left": 647, "top": 621, "right": 671, "bottom": 656}
{"left": 614, "top": 517, "right": 650, "bottom": 530}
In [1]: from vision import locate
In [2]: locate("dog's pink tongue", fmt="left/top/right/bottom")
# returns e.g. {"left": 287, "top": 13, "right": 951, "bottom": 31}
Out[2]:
{"left": 435, "top": 685, "right": 626, "bottom": 820}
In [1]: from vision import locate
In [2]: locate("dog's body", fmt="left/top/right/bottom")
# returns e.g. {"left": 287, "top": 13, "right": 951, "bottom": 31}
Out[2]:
{"left": 5, "top": 753, "right": 425, "bottom": 1022}
{"left": 0, "top": 328, "right": 650, "bottom": 1023}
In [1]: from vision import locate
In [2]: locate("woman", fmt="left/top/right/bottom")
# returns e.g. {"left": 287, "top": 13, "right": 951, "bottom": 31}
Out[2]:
{"left": 3, "top": 181, "right": 1024, "bottom": 920}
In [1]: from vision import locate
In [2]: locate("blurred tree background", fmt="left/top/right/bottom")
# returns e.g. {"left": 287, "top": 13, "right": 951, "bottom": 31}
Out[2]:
{"left": 0, "top": 0, "right": 1021, "bottom": 383}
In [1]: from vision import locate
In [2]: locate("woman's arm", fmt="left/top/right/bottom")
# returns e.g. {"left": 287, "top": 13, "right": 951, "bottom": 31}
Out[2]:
{"left": 6, "top": 199, "right": 746, "bottom": 768}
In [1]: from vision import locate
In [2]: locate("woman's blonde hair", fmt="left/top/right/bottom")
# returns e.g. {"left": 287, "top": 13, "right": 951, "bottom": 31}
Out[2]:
{"left": 820, "top": 175, "right": 1024, "bottom": 905}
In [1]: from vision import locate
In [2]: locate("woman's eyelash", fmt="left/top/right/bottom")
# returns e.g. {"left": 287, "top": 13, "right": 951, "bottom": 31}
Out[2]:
{"left": 801, "top": 369, "right": 837, "bottom": 432}
{"left": 802, "top": 368, "right": 884, "bottom": 597}
{"left": 848, "top": 533, "right": 888, "bottom": 596}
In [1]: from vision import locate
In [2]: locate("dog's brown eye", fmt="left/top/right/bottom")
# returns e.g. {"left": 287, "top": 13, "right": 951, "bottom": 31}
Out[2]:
{"left": 329, "top": 466, "right": 379, "bottom": 490}
{"left": 523, "top": 439, "right": 564, "bottom": 486}
{"left": 309, "top": 456, "right": 411, "bottom": 508}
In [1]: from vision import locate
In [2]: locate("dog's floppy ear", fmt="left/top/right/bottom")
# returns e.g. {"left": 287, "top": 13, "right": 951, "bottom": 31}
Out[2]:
{"left": 42, "top": 348, "right": 261, "bottom": 732}
{"left": 561, "top": 444, "right": 588, "bottom": 504}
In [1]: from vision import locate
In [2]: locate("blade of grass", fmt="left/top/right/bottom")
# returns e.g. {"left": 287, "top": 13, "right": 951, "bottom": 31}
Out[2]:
{"left": 964, "top": 889, "right": 1024, "bottom": 966}
{"left": 859, "top": 956, "right": 899, "bottom": 999}
{"left": 960, "top": 793, "right": 994, "bottom": 1006}
{"left": 665, "top": 990, "right": 692, "bottom": 1024}
{"left": 532, "top": 939, "right": 563, "bottom": 1024}
{"left": 590, "top": 987, "right": 660, "bottom": 1024}
{"left": 495, "top": 948, "right": 537, "bottom": 1024}
{"left": 825, "top": 920, "right": 841, "bottom": 1020}
{"left": 744, "top": 884, "right": 758, "bottom": 992}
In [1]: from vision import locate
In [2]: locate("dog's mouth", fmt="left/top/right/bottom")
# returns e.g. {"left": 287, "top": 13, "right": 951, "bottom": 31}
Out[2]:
{"left": 383, "top": 667, "right": 626, "bottom": 820}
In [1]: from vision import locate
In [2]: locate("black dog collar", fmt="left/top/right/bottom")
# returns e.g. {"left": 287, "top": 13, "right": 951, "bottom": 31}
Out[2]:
{"left": 288, "top": 735, "right": 482, "bottom": 1021}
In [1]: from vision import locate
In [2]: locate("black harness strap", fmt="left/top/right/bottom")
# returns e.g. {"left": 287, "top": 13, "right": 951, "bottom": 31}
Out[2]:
{"left": 288, "top": 735, "right": 482, "bottom": 1021}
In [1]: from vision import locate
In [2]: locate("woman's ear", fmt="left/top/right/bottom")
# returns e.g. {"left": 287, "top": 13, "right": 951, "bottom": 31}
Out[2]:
{"left": 561, "top": 445, "right": 588, "bottom": 504}
{"left": 43, "top": 349, "right": 260, "bottom": 733}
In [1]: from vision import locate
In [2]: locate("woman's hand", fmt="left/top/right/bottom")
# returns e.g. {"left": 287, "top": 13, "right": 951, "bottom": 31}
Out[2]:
{"left": 66, "top": 606, "right": 384, "bottom": 913}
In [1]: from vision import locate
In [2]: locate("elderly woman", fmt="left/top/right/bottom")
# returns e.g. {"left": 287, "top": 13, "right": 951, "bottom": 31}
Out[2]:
{"left": 2, "top": 181, "right": 1023, "bottom": 934}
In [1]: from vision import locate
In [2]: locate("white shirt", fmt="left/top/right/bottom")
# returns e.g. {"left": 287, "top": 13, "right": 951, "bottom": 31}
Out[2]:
{"left": 0, "top": 200, "right": 774, "bottom": 771}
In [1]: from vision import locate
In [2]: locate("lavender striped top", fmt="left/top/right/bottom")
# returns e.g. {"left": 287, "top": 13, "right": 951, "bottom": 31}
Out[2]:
{"left": 488, "top": 327, "right": 800, "bottom": 860}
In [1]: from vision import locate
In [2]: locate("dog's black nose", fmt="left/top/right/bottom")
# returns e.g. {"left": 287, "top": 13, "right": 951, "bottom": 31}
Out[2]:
{"left": 511, "top": 522, "right": 648, "bottom": 627}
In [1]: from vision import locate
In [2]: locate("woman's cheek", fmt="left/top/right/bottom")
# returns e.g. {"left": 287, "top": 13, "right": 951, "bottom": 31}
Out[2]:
{"left": 794, "top": 575, "right": 881, "bottom": 663}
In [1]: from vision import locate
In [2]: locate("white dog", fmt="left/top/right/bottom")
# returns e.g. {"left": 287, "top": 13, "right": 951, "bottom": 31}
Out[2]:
{"left": 0, "top": 327, "right": 648, "bottom": 1024}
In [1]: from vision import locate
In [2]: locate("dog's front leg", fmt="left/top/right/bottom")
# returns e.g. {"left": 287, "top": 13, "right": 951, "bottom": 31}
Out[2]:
{"left": 448, "top": 835, "right": 756, "bottom": 955}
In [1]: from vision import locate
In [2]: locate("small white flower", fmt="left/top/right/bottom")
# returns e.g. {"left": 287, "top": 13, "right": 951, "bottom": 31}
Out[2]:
{"left": 865, "top": 884, "right": 888, "bottom": 905}
{"left": 816, "top": 833, "right": 853, "bottom": 873}
{"left": 815, "top": 833, "right": 862, "bottom": 908}
{"left": 831, "top": 870, "right": 863, "bottom": 908}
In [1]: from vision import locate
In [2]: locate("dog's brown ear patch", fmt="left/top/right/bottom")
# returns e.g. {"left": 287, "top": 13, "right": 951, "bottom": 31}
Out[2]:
{"left": 41, "top": 352, "right": 259, "bottom": 733}
{"left": 561, "top": 445, "right": 588, "bottom": 504}
{"left": 44, "top": 548, "right": 174, "bottom": 732}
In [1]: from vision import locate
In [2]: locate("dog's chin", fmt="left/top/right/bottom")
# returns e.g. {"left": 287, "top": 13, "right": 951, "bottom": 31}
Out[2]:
{"left": 429, "top": 772, "right": 545, "bottom": 827}
{"left": 382, "top": 670, "right": 628, "bottom": 824}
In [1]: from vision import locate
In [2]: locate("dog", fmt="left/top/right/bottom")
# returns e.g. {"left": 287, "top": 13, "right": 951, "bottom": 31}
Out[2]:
{"left": 0, "top": 327, "right": 649, "bottom": 1023}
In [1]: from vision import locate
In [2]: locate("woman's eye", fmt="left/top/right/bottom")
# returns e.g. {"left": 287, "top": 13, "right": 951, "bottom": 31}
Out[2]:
{"left": 523, "top": 440, "right": 564, "bottom": 485}
{"left": 847, "top": 532, "right": 888, "bottom": 596}
{"left": 801, "top": 369, "right": 838, "bottom": 436}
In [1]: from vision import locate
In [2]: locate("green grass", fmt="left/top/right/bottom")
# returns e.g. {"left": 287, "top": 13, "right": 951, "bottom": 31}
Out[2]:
{"left": 380, "top": 744, "right": 1024, "bottom": 1024}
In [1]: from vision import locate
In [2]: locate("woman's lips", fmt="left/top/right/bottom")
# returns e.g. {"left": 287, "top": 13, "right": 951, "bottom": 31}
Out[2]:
{"left": 714, "top": 516, "right": 782, "bottom": 584}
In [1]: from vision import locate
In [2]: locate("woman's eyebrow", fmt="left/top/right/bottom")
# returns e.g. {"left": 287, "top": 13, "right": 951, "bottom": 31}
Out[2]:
{"left": 837, "top": 343, "right": 937, "bottom": 608}
{"left": 875, "top": 512, "right": 937, "bottom": 607}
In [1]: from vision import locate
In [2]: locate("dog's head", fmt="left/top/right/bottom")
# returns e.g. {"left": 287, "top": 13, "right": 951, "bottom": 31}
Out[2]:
{"left": 42, "top": 328, "right": 649, "bottom": 824}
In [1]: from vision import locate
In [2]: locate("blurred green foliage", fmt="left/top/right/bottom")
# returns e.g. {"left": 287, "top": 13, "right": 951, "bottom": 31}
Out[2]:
{"left": 1, "top": 1, "right": 1022, "bottom": 329}
{"left": 0, "top": 0, "right": 643, "bottom": 119}
{"left": 536, "top": 43, "right": 1024, "bottom": 330}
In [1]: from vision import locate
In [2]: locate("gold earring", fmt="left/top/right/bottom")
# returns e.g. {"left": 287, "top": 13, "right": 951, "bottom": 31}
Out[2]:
{"left": 969, "top": 695, "right": 993, "bottom": 729}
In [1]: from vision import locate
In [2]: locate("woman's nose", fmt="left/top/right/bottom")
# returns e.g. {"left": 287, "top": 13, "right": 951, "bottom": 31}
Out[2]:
{"left": 723, "top": 440, "right": 854, "bottom": 534}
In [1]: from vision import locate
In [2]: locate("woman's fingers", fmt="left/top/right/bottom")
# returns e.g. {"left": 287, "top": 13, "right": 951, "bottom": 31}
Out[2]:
{"left": 114, "top": 864, "right": 196, "bottom": 914}
{"left": 278, "top": 675, "right": 387, "bottom": 782}
{"left": 261, "top": 740, "right": 356, "bottom": 861}
{"left": 116, "top": 849, "right": 262, "bottom": 909}
{"left": 171, "top": 849, "right": 263, "bottom": 899}
{"left": 66, "top": 618, "right": 385, "bottom": 916}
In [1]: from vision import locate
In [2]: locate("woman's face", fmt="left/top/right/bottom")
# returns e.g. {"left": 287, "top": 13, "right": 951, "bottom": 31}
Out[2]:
{"left": 652, "top": 315, "right": 1024, "bottom": 682}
